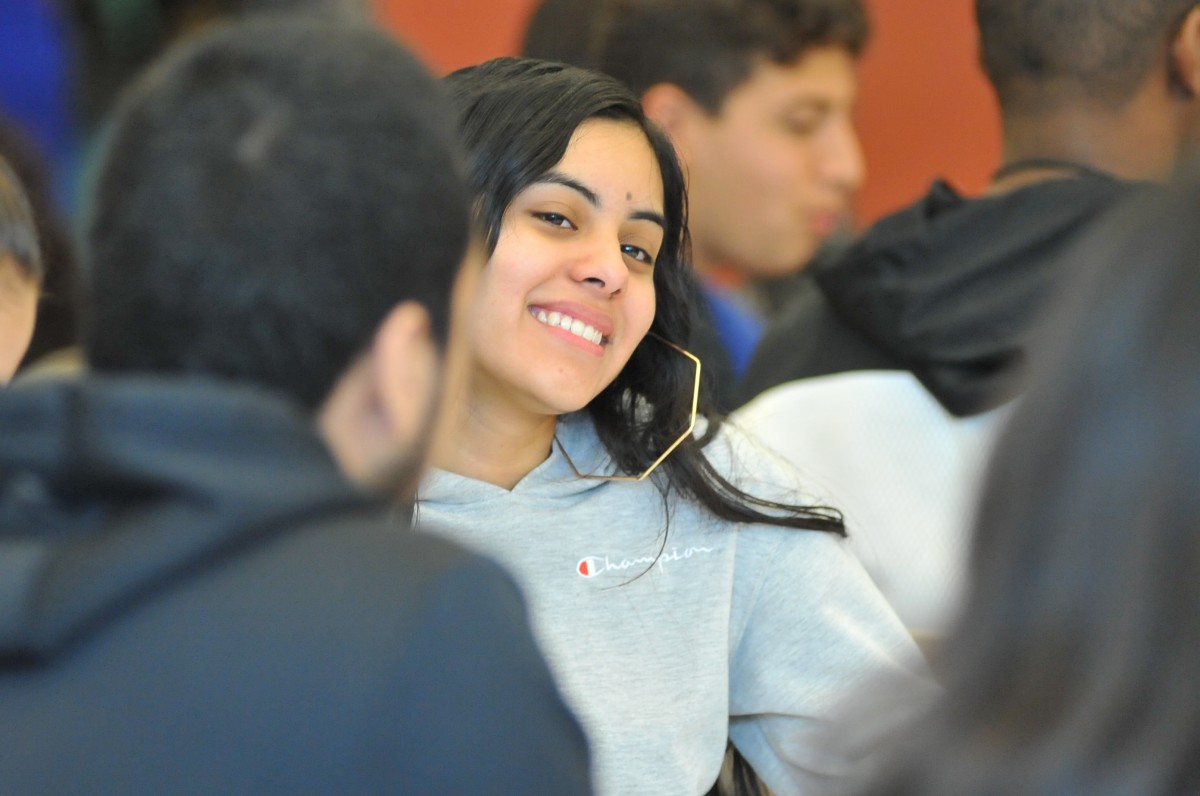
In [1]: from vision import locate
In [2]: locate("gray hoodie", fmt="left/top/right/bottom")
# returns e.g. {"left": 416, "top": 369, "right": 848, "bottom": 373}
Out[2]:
{"left": 418, "top": 413, "right": 933, "bottom": 796}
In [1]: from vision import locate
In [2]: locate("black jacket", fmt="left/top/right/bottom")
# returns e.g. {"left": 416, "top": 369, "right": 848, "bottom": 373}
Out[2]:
{"left": 737, "top": 174, "right": 1147, "bottom": 414}
{"left": 0, "top": 376, "right": 590, "bottom": 794}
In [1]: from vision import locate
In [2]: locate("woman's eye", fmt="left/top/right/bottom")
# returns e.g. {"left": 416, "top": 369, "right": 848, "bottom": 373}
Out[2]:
{"left": 621, "top": 243, "right": 655, "bottom": 265}
{"left": 534, "top": 212, "right": 575, "bottom": 230}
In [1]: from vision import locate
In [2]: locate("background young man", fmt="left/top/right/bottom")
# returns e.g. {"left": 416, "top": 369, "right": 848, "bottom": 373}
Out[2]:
{"left": 597, "top": 0, "right": 870, "bottom": 406}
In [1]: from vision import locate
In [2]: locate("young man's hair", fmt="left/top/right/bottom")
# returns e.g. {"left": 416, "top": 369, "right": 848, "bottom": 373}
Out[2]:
{"left": 976, "top": 0, "right": 1199, "bottom": 113}
{"left": 600, "top": 0, "right": 869, "bottom": 111}
{"left": 0, "top": 157, "right": 42, "bottom": 283}
{"left": 521, "top": 0, "right": 618, "bottom": 72}
{"left": 85, "top": 18, "right": 470, "bottom": 412}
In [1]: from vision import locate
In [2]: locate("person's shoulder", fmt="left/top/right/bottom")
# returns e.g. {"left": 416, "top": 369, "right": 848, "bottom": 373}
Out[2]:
{"left": 240, "top": 503, "right": 527, "bottom": 634}
{"left": 353, "top": 520, "right": 594, "bottom": 792}
{"left": 290, "top": 505, "right": 510, "bottom": 582}
{"left": 728, "top": 372, "right": 937, "bottom": 539}
{"left": 275, "top": 512, "right": 594, "bottom": 792}
{"left": 694, "top": 417, "right": 818, "bottom": 509}
{"left": 732, "top": 369, "right": 974, "bottom": 495}
{"left": 738, "top": 370, "right": 937, "bottom": 431}
{"left": 737, "top": 277, "right": 900, "bottom": 406}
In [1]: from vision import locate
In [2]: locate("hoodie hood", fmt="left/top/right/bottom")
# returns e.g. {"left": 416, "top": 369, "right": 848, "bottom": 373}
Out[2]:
{"left": 0, "top": 376, "right": 368, "bottom": 662}
{"left": 813, "top": 174, "right": 1147, "bottom": 415}
{"left": 419, "top": 412, "right": 616, "bottom": 508}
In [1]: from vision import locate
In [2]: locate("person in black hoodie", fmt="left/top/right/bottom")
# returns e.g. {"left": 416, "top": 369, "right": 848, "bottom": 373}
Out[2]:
{"left": 735, "top": 0, "right": 1200, "bottom": 642}
{"left": 0, "top": 18, "right": 590, "bottom": 795}
{"left": 854, "top": 168, "right": 1200, "bottom": 796}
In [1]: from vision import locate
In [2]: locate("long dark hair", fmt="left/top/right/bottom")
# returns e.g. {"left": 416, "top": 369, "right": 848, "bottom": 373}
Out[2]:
{"left": 445, "top": 57, "right": 841, "bottom": 534}
{"left": 859, "top": 176, "right": 1200, "bottom": 795}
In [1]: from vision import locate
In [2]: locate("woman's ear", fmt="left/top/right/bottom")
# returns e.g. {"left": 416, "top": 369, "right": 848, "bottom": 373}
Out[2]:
{"left": 1170, "top": 6, "right": 1200, "bottom": 99}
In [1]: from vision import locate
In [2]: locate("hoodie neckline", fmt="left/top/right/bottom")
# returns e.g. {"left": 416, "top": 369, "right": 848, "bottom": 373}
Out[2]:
{"left": 420, "top": 412, "right": 616, "bottom": 506}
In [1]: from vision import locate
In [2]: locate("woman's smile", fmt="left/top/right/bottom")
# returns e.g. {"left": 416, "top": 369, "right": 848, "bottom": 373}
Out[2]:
{"left": 528, "top": 300, "right": 614, "bottom": 352}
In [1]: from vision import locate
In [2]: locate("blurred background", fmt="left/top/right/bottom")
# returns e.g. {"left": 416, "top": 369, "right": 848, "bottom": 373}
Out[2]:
{"left": 2, "top": 0, "right": 999, "bottom": 231}
{"left": 377, "top": 0, "right": 1002, "bottom": 226}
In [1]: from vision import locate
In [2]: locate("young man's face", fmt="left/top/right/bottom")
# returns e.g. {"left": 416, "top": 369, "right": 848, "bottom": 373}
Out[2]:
{"left": 0, "top": 255, "right": 38, "bottom": 384}
{"left": 676, "top": 45, "right": 864, "bottom": 279}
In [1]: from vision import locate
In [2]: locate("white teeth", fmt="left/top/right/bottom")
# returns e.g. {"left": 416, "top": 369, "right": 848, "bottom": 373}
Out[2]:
{"left": 531, "top": 308, "right": 605, "bottom": 345}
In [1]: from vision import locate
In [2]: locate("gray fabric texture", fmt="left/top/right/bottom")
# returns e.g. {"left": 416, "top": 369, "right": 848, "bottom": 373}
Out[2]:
{"left": 418, "top": 413, "right": 933, "bottom": 796}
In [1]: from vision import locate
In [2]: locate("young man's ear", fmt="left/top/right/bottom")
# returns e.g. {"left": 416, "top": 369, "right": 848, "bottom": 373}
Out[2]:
{"left": 317, "top": 300, "right": 438, "bottom": 493}
{"left": 641, "top": 82, "right": 710, "bottom": 151}
{"left": 372, "top": 301, "right": 438, "bottom": 447}
{"left": 1171, "top": 6, "right": 1200, "bottom": 99}
{"left": 426, "top": 241, "right": 483, "bottom": 468}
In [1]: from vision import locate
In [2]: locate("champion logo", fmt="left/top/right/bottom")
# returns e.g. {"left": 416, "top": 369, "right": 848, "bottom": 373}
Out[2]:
{"left": 577, "top": 556, "right": 610, "bottom": 578}
{"left": 576, "top": 546, "right": 717, "bottom": 578}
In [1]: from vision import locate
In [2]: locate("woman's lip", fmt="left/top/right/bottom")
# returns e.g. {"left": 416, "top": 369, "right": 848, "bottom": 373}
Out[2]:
{"left": 527, "top": 301, "right": 614, "bottom": 337}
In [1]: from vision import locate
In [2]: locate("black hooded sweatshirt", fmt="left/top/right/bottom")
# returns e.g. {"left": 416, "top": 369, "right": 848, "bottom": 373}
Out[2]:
{"left": 0, "top": 376, "right": 590, "bottom": 795}
{"left": 736, "top": 172, "right": 1148, "bottom": 413}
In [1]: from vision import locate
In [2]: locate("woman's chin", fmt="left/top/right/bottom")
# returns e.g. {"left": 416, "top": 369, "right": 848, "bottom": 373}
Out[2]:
{"left": 523, "top": 377, "right": 617, "bottom": 419}
{"left": 538, "top": 395, "right": 595, "bottom": 418}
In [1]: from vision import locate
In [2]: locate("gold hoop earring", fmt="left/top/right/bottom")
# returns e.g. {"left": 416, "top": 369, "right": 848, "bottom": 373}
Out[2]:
{"left": 556, "top": 332, "right": 701, "bottom": 482}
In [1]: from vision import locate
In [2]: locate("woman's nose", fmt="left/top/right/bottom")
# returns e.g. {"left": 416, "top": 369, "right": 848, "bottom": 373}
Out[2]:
{"left": 570, "top": 238, "right": 629, "bottom": 296}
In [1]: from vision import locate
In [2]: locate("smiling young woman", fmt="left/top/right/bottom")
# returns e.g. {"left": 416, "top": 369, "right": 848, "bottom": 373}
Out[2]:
{"left": 467, "top": 117, "right": 661, "bottom": 432}
{"left": 416, "top": 57, "right": 933, "bottom": 796}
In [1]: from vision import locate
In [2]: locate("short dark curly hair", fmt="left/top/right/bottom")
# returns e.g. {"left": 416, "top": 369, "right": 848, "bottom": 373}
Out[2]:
{"left": 86, "top": 18, "right": 469, "bottom": 412}
{"left": 977, "top": 0, "right": 1199, "bottom": 113}
{"left": 600, "top": 0, "right": 869, "bottom": 111}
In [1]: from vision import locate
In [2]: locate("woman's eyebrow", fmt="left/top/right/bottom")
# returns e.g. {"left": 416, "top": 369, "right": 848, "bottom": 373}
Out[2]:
{"left": 535, "top": 171, "right": 600, "bottom": 207}
{"left": 630, "top": 210, "right": 665, "bottom": 230}
{"left": 535, "top": 171, "right": 666, "bottom": 229}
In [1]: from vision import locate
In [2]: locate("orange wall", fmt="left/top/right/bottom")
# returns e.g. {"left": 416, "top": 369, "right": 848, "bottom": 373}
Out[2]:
{"left": 373, "top": 0, "right": 1002, "bottom": 226}
{"left": 854, "top": 0, "right": 1001, "bottom": 221}
{"left": 372, "top": 0, "right": 538, "bottom": 74}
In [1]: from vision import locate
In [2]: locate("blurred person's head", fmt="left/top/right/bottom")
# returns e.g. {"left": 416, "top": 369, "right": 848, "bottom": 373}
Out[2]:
{"left": 977, "top": 0, "right": 1200, "bottom": 179}
{"left": 155, "top": 0, "right": 366, "bottom": 34}
{"left": 859, "top": 175, "right": 1200, "bottom": 795}
{"left": 0, "top": 158, "right": 41, "bottom": 384}
{"left": 70, "top": 0, "right": 368, "bottom": 132}
{"left": 0, "top": 116, "right": 82, "bottom": 374}
{"left": 84, "top": 18, "right": 472, "bottom": 496}
{"left": 601, "top": 0, "right": 869, "bottom": 278}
